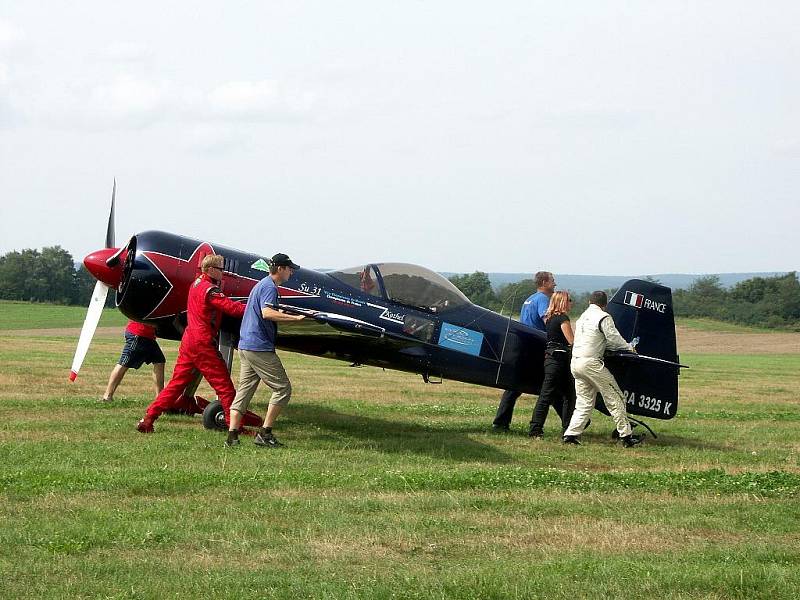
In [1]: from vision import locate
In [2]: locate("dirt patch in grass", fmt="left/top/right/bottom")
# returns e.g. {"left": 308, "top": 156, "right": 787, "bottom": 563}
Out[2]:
{"left": 308, "top": 534, "right": 412, "bottom": 562}
{"left": 304, "top": 513, "right": 738, "bottom": 560}
{"left": 0, "top": 372, "right": 21, "bottom": 387}
{"left": 677, "top": 326, "right": 800, "bottom": 354}
{"left": 474, "top": 514, "right": 742, "bottom": 554}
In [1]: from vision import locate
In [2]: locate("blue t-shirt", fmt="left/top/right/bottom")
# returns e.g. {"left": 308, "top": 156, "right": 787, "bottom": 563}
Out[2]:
{"left": 239, "top": 276, "right": 279, "bottom": 351}
{"left": 519, "top": 291, "right": 549, "bottom": 331}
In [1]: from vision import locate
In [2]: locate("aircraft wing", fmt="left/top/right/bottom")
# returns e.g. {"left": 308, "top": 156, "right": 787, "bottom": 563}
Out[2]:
{"left": 278, "top": 303, "right": 501, "bottom": 363}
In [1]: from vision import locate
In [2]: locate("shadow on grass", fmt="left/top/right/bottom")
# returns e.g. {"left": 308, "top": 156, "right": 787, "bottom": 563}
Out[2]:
{"left": 647, "top": 434, "right": 730, "bottom": 451}
{"left": 287, "top": 403, "right": 512, "bottom": 464}
{"left": 572, "top": 425, "right": 730, "bottom": 451}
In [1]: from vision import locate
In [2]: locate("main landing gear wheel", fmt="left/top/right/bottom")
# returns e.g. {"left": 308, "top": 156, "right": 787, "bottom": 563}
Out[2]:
{"left": 202, "top": 400, "right": 226, "bottom": 431}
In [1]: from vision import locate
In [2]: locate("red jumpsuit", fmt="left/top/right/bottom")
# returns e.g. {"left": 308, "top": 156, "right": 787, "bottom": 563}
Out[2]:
{"left": 141, "top": 273, "right": 245, "bottom": 428}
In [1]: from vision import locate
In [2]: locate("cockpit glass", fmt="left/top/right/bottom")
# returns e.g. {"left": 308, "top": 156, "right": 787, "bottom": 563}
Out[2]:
{"left": 375, "top": 263, "right": 468, "bottom": 313}
{"left": 328, "top": 265, "right": 382, "bottom": 297}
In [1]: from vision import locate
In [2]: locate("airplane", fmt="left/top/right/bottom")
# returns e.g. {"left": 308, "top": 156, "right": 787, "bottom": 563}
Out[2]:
{"left": 71, "top": 187, "right": 687, "bottom": 434}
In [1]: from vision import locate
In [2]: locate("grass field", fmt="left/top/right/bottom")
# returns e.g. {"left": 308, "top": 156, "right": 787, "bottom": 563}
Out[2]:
{"left": 1, "top": 306, "right": 799, "bottom": 598}
{"left": 0, "top": 300, "right": 128, "bottom": 330}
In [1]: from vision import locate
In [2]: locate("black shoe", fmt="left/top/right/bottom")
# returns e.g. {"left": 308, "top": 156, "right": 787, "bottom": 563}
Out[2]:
{"left": 528, "top": 430, "right": 543, "bottom": 439}
{"left": 224, "top": 430, "right": 240, "bottom": 448}
{"left": 620, "top": 434, "right": 643, "bottom": 448}
{"left": 611, "top": 422, "right": 636, "bottom": 440}
{"left": 254, "top": 430, "right": 283, "bottom": 448}
{"left": 562, "top": 435, "right": 581, "bottom": 445}
{"left": 491, "top": 424, "right": 510, "bottom": 433}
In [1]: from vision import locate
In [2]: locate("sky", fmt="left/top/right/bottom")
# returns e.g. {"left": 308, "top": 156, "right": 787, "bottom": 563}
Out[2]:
{"left": 1, "top": 1, "right": 798, "bottom": 275}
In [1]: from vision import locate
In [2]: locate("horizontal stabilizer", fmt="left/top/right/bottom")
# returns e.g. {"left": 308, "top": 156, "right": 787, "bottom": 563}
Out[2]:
{"left": 607, "top": 350, "right": 689, "bottom": 369}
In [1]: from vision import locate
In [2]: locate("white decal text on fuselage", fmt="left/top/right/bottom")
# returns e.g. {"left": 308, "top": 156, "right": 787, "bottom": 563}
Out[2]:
{"left": 366, "top": 302, "right": 405, "bottom": 324}
{"left": 643, "top": 298, "right": 667, "bottom": 313}
{"left": 623, "top": 389, "right": 672, "bottom": 416}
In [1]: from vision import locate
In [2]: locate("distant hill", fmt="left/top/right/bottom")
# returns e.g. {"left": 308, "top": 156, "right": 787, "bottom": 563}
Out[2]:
{"left": 441, "top": 272, "right": 792, "bottom": 294}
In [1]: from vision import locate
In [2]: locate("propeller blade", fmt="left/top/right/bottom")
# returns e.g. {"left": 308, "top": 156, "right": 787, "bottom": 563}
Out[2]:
{"left": 69, "top": 280, "right": 110, "bottom": 381}
{"left": 105, "top": 179, "right": 116, "bottom": 248}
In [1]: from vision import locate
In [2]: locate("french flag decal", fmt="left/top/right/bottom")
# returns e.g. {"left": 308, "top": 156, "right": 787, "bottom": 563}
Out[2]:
{"left": 624, "top": 291, "right": 644, "bottom": 308}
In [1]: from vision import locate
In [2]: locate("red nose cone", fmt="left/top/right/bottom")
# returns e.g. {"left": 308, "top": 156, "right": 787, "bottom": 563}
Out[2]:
{"left": 84, "top": 248, "right": 125, "bottom": 288}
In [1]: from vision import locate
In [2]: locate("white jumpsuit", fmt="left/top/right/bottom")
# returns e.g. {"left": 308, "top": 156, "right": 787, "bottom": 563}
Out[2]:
{"left": 564, "top": 304, "right": 634, "bottom": 438}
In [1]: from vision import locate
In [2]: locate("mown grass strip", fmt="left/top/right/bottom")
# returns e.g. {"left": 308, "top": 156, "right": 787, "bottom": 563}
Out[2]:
{"left": 0, "top": 300, "right": 128, "bottom": 330}
{"left": 3, "top": 463, "right": 798, "bottom": 498}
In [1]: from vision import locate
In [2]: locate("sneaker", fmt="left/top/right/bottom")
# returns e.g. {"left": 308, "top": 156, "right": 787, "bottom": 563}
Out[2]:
{"left": 254, "top": 430, "right": 283, "bottom": 448}
{"left": 224, "top": 430, "right": 240, "bottom": 448}
{"left": 621, "top": 434, "right": 644, "bottom": 448}
{"left": 611, "top": 422, "right": 637, "bottom": 440}
{"left": 562, "top": 435, "right": 581, "bottom": 445}
{"left": 136, "top": 418, "right": 154, "bottom": 434}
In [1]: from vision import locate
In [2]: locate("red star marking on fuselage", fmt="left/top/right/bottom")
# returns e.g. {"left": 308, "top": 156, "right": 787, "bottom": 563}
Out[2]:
{"left": 142, "top": 242, "right": 215, "bottom": 318}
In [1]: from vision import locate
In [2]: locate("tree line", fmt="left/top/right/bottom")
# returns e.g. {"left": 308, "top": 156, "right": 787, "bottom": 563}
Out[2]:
{"left": 448, "top": 271, "right": 800, "bottom": 330}
{"left": 2, "top": 247, "right": 798, "bottom": 329}
{"left": 0, "top": 247, "right": 97, "bottom": 305}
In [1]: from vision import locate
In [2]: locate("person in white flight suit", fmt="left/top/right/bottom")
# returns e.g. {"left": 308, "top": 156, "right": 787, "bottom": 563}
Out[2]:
{"left": 562, "top": 290, "right": 643, "bottom": 448}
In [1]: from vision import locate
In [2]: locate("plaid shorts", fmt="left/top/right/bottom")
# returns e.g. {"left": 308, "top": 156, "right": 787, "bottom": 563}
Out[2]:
{"left": 118, "top": 332, "right": 166, "bottom": 369}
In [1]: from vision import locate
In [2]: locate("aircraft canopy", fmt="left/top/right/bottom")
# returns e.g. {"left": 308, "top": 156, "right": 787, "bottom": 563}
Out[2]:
{"left": 329, "top": 263, "right": 469, "bottom": 313}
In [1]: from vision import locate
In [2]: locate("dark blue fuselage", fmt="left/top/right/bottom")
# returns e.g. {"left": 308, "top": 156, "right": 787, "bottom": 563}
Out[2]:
{"left": 115, "top": 231, "right": 547, "bottom": 394}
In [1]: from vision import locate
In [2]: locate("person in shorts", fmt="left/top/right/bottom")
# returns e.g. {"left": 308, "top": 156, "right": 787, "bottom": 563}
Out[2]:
{"left": 102, "top": 321, "right": 166, "bottom": 402}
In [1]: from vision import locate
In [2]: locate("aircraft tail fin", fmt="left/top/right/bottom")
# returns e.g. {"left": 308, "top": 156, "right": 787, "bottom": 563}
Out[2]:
{"left": 603, "top": 279, "right": 682, "bottom": 420}
{"left": 607, "top": 279, "right": 678, "bottom": 363}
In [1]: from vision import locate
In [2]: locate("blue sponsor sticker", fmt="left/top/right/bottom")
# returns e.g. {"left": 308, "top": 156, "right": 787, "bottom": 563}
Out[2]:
{"left": 437, "top": 322, "right": 484, "bottom": 356}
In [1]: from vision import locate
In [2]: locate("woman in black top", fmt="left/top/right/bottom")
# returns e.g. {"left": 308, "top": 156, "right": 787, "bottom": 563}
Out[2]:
{"left": 529, "top": 291, "right": 576, "bottom": 438}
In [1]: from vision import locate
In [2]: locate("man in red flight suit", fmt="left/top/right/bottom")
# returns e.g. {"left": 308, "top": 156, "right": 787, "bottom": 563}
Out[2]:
{"left": 137, "top": 254, "right": 246, "bottom": 433}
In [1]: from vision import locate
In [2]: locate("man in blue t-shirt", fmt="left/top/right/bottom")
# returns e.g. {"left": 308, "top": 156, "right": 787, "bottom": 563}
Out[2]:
{"left": 226, "top": 253, "right": 305, "bottom": 448}
{"left": 492, "top": 271, "right": 556, "bottom": 431}
{"left": 519, "top": 286, "right": 552, "bottom": 331}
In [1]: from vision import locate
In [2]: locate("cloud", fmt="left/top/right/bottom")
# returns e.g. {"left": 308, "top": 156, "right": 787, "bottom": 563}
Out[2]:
{"left": 0, "top": 21, "right": 28, "bottom": 128}
{"left": 34, "top": 75, "right": 168, "bottom": 130}
{"left": 538, "top": 104, "right": 649, "bottom": 130}
{"left": 183, "top": 123, "right": 250, "bottom": 155}
{"left": 88, "top": 75, "right": 164, "bottom": 121}
{"left": 0, "top": 20, "right": 319, "bottom": 132}
{"left": 33, "top": 75, "right": 317, "bottom": 131}
{"left": 773, "top": 138, "right": 800, "bottom": 157}
{"left": 0, "top": 20, "right": 26, "bottom": 49}
{"left": 206, "top": 80, "right": 315, "bottom": 121}
{"left": 99, "top": 41, "right": 154, "bottom": 63}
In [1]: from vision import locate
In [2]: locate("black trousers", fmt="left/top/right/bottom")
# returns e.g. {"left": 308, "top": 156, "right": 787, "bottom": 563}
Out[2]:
{"left": 529, "top": 353, "right": 575, "bottom": 435}
{"left": 493, "top": 389, "right": 522, "bottom": 428}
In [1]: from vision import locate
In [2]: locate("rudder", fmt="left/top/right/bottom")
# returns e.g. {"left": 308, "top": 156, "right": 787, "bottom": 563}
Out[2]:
{"left": 603, "top": 279, "right": 682, "bottom": 420}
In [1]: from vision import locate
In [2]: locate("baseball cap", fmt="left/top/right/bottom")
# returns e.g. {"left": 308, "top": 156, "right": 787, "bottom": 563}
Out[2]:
{"left": 270, "top": 253, "right": 300, "bottom": 270}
